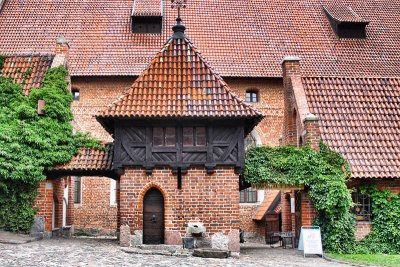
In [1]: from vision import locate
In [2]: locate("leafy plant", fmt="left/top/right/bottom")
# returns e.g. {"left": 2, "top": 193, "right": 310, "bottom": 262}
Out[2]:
{"left": 0, "top": 66, "right": 101, "bottom": 232}
{"left": 0, "top": 55, "right": 6, "bottom": 70}
{"left": 245, "top": 143, "right": 356, "bottom": 253}
{"left": 355, "top": 186, "right": 400, "bottom": 254}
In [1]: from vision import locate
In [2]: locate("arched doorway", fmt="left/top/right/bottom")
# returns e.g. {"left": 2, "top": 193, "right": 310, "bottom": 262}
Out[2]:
{"left": 143, "top": 188, "right": 165, "bottom": 244}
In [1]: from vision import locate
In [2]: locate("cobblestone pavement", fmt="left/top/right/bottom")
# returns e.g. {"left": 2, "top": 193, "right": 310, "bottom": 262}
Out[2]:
{"left": 0, "top": 238, "right": 350, "bottom": 267}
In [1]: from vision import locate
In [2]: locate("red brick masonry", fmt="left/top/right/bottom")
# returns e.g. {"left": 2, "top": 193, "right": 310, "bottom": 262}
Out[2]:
{"left": 119, "top": 167, "right": 240, "bottom": 251}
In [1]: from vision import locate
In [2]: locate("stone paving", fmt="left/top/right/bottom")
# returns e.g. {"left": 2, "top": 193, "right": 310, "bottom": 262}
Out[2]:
{"left": 0, "top": 238, "right": 351, "bottom": 267}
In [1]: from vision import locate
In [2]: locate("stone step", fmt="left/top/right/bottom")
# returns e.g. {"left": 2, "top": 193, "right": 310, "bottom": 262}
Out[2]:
{"left": 121, "top": 247, "right": 191, "bottom": 258}
{"left": 136, "top": 244, "right": 181, "bottom": 252}
{"left": 193, "top": 248, "right": 230, "bottom": 258}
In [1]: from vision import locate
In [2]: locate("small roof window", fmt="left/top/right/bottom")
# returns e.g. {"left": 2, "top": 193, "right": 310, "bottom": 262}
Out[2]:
{"left": 131, "top": 0, "right": 163, "bottom": 34}
{"left": 322, "top": 3, "right": 369, "bottom": 39}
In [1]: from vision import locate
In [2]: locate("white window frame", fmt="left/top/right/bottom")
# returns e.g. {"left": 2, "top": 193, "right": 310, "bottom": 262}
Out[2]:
{"left": 110, "top": 179, "right": 117, "bottom": 206}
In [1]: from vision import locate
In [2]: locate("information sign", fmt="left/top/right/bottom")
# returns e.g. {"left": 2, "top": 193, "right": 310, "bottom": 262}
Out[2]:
{"left": 298, "top": 226, "right": 323, "bottom": 257}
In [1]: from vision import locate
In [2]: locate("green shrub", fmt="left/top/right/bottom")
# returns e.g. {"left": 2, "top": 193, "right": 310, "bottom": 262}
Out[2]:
{"left": 355, "top": 187, "right": 400, "bottom": 254}
{"left": 0, "top": 66, "right": 101, "bottom": 232}
{"left": 245, "top": 143, "right": 355, "bottom": 253}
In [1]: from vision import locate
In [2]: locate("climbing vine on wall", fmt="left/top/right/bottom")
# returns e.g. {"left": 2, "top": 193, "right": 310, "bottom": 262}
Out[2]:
{"left": 245, "top": 143, "right": 356, "bottom": 253}
{"left": 356, "top": 186, "right": 400, "bottom": 254}
{"left": 0, "top": 66, "right": 102, "bottom": 232}
{"left": 0, "top": 55, "right": 6, "bottom": 70}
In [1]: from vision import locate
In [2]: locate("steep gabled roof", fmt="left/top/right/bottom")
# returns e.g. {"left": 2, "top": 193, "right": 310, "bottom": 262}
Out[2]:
{"left": 0, "top": 0, "right": 399, "bottom": 77}
{"left": 97, "top": 22, "right": 263, "bottom": 129}
{"left": 0, "top": 55, "right": 53, "bottom": 95}
{"left": 303, "top": 77, "right": 400, "bottom": 179}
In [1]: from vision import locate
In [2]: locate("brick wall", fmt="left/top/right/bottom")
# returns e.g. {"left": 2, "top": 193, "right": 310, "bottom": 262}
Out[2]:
{"left": 225, "top": 78, "right": 284, "bottom": 146}
{"left": 300, "top": 192, "right": 317, "bottom": 226}
{"left": 71, "top": 76, "right": 135, "bottom": 141}
{"left": 34, "top": 180, "right": 54, "bottom": 232}
{"left": 281, "top": 58, "right": 301, "bottom": 146}
{"left": 239, "top": 204, "right": 265, "bottom": 240}
{"left": 355, "top": 222, "right": 372, "bottom": 241}
{"left": 119, "top": 167, "right": 240, "bottom": 250}
{"left": 281, "top": 191, "right": 292, "bottom": 232}
{"left": 74, "top": 177, "right": 118, "bottom": 235}
{"left": 68, "top": 77, "right": 134, "bottom": 234}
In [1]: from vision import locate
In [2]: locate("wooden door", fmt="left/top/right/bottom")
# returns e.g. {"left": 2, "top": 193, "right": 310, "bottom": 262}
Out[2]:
{"left": 265, "top": 214, "right": 280, "bottom": 244}
{"left": 295, "top": 191, "right": 302, "bottom": 242}
{"left": 143, "top": 188, "right": 165, "bottom": 244}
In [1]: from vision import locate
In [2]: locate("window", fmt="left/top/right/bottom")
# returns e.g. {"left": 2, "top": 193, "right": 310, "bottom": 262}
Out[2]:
{"left": 183, "top": 127, "right": 206, "bottom": 146}
{"left": 72, "top": 89, "right": 80, "bottom": 101}
{"left": 132, "top": 16, "right": 162, "bottom": 33}
{"left": 246, "top": 90, "right": 258, "bottom": 103}
{"left": 240, "top": 188, "right": 258, "bottom": 203}
{"left": 352, "top": 192, "right": 372, "bottom": 221}
{"left": 74, "top": 177, "right": 81, "bottom": 204}
{"left": 323, "top": 5, "right": 368, "bottom": 39}
{"left": 110, "top": 179, "right": 117, "bottom": 206}
{"left": 153, "top": 127, "right": 176, "bottom": 146}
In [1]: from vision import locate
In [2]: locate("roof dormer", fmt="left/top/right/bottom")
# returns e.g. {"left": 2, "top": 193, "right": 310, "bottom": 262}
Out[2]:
{"left": 131, "top": 0, "right": 163, "bottom": 34}
{"left": 322, "top": 2, "right": 369, "bottom": 39}
{"left": 0, "top": 0, "right": 6, "bottom": 14}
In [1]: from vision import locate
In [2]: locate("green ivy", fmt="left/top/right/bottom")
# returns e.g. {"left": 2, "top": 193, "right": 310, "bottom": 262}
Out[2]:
{"left": 0, "top": 66, "right": 102, "bottom": 232}
{"left": 0, "top": 55, "right": 6, "bottom": 71}
{"left": 245, "top": 143, "right": 356, "bottom": 253}
{"left": 355, "top": 186, "right": 400, "bottom": 254}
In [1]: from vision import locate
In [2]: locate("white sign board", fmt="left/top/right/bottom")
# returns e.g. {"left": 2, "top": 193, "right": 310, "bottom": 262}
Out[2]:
{"left": 298, "top": 226, "right": 323, "bottom": 257}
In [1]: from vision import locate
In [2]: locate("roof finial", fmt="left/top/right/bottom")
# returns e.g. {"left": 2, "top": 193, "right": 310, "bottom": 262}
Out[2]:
{"left": 171, "top": 0, "right": 187, "bottom": 39}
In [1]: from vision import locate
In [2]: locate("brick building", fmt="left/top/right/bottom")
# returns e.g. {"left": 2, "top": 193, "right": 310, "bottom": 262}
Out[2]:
{"left": 0, "top": 0, "right": 399, "bottom": 247}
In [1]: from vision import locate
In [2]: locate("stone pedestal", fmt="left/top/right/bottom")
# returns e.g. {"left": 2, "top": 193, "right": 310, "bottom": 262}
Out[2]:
{"left": 120, "top": 225, "right": 131, "bottom": 247}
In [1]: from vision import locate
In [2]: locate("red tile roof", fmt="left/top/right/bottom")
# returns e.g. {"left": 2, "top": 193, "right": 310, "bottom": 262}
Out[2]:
{"left": 322, "top": 1, "right": 368, "bottom": 23}
{"left": 0, "top": 0, "right": 399, "bottom": 77}
{"left": 53, "top": 144, "right": 113, "bottom": 172}
{"left": 303, "top": 77, "right": 400, "bottom": 179}
{"left": 253, "top": 190, "right": 281, "bottom": 220}
{"left": 133, "top": 0, "right": 162, "bottom": 16}
{"left": 97, "top": 30, "right": 263, "bottom": 121}
{"left": 0, "top": 55, "right": 53, "bottom": 95}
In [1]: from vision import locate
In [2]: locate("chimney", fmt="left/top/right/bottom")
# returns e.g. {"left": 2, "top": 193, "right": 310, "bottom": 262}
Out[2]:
{"left": 281, "top": 57, "right": 301, "bottom": 146}
{"left": 303, "top": 113, "right": 321, "bottom": 151}
{"left": 51, "top": 35, "right": 69, "bottom": 68}
{"left": 281, "top": 56, "right": 301, "bottom": 80}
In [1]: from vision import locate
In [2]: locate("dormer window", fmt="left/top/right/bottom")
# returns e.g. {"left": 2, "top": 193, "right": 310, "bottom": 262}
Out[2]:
{"left": 322, "top": 3, "right": 369, "bottom": 39}
{"left": 131, "top": 0, "right": 163, "bottom": 34}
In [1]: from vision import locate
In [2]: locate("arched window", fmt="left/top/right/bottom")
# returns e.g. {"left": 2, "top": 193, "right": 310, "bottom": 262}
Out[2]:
{"left": 246, "top": 90, "right": 258, "bottom": 103}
